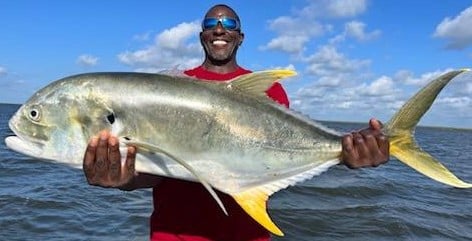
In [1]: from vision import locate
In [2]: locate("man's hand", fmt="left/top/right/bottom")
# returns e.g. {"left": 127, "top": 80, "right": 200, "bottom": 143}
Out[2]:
{"left": 83, "top": 130, "right": 137, "bottom": 188}
{"left": 341, "top": 119, "right": 389, "bottom": 169}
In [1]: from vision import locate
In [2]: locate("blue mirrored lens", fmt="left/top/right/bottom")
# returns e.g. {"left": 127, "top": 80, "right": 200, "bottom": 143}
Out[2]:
{"left": 202, "top": 18, "right": 219, "bottom": 29}
{"left": 202, "top": 17, "right": 240, "bottom": 30}
{"left": 220, "top": 18, "right": 238, "bottom": 30}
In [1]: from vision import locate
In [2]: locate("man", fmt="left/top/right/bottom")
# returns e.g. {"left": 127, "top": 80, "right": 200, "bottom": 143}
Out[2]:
{"left": 83, "top": 4, "right": 389, "bottom": 241}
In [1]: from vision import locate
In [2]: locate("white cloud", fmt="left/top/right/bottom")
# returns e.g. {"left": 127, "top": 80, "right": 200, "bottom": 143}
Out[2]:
{"left": 291, "top": 77, "right": 402, "bottom": 123}
{"left": 0, "top": 66, "right": 7, "bottom": 77}
{"left": 261, "top": 1, "right": 371, "bottom": 55}
{"left": 330, "top": 21, "right": 381, "bottom": 44}
{"left": 299, "top": 0, "right": 367, "bottom": 19}
{"left": 260, "top": 16, "right": 325, "bottom": 55}
{"left": 437, "top": 96, "right": 471, "bottom": 108}
{"left": 118, "top": 21, "right": 203, "bottom": 71}
{"left": 304, "top": 45, "right": 370, "bottom": 77}
{"left": 267, "top": 16, "right": 326, "bottom": 36}
{"left": 344, "top": 21, "right": 381, "bottom": 41}
{"left": 394, "top": 69, "right": 453, "bottom": 86}
{"left": 433, "top": 6, "right": 472, "bottom": 49}
{"left": 464, "top": 82, "right": 472, "bottom": 95}
{"left": 359, "top": 75, "right": 395, "bottom": 96}
{"left": 77, "top": 54, "right": 99, "bottom": 66}
{"left": 288, "top": 68, "right": 472, "bottom": 127}
{"left": 133, "top": 31, "right": 152, "bottom": 41}
{"left": 260, "top": 35, "right": 309, "bottom": 54}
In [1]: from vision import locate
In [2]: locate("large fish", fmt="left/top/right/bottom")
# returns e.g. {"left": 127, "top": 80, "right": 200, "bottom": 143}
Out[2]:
{"left": 5, "top": 69, "right": 472, "bottom": 236}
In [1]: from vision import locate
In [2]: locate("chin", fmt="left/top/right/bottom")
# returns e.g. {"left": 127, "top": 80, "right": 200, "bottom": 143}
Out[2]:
{"left": 209, "top": 53, "right": 232, "bottom": 62}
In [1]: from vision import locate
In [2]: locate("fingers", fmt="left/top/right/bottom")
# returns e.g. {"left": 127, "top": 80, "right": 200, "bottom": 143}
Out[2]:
{"left": 123, "top": 146, "right": 137, "bottom": 180}
{"left": 342, "top": 132, "right": 372, "bottom": 169}
{"left": 94, "top": 131, "right": 111, "bottom": 180}
{"left": 341, "top": 134, "right": 357, "bottom": 169}
{"left": 108, "top": 135, "right": 121, "bottom": 183}
{"left": 353, "top": 132, "right": 371, "bottom": 161}
{"left": 82, "top": 130, "right": 138, "bottom": 188}
{"left": 83, "top": 136, "right": 99, "bottom": 182}
{"left": 341, "top": 124, "right": 390, "bottom": 169}
{"left": 375, "top": 132, "right": 390, "bottom": 162}
{"left": 358, "top": 129, "right": 384, "bottom": 167}
{"left": 369, "top": 118, "right": 383, "bottom": 130}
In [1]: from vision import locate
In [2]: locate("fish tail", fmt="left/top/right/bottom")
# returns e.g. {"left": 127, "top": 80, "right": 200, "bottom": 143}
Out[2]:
{"left": 384, "top": 69, "right": 472, "bottom": 188}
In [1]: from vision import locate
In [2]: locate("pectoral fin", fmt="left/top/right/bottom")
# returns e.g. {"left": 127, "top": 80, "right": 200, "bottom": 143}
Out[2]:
{"left": 123, "top": 139, "right": 228, "bottom": 215}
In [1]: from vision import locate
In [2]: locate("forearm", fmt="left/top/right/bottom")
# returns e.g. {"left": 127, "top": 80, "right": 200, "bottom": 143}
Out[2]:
{"left": 118, "top": 173, "right": 163, "bottom": 191}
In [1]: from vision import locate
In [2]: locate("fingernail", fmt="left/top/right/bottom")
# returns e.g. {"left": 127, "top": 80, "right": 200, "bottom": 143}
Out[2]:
{"left": 99, "top": 131, "right": 108, "bottom": 141}
{"left": 90, "top": 136, "right": 99, "bottom": 147}
{"left": 109, "top": 136, "right": 117, "bottom": 146}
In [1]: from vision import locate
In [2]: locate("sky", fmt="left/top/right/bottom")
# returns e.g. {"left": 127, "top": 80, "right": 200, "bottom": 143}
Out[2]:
{"left": 1, "top": 0, "right": 471, "bottom": 129}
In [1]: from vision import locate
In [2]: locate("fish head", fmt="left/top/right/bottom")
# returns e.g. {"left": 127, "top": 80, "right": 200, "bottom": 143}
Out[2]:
{"left": 6, "top": 76, "right": 115, "bottom": 168}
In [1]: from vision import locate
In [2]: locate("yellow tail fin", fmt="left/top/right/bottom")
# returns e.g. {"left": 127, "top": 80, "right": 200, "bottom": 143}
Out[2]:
{"left": 385, "top": 69, "right": 472, "bottom": 188}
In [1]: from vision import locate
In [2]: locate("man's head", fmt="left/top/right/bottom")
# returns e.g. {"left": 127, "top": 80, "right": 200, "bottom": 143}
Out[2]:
{"left": 200, "top": 4, "right": 244, "bottom": 67}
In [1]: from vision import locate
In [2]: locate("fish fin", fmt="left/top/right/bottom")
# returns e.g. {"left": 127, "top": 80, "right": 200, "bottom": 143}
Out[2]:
{"left": 232, "top": 188, "right": 284, "bottom": 236}
{"left": 232, "top": 159, "right": 339, "bottom": 236}
{"left": 123, "top": 139, "right": 229, "bottom": 214}
{"left": 227, "top": 69, "right": 296, "bottom": 98}
{"left": 385, "top": 69, "right": 472, "bottom": 188}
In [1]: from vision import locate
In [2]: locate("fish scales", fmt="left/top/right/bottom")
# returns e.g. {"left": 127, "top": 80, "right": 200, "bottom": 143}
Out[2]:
{"left": 5, "top": 69, "right": 471, "bottom": 236}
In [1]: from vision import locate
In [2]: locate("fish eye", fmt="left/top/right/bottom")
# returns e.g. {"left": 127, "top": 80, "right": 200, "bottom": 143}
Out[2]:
{"left": 106, "top": 113, "right": 115, "bottom": 124}
{"left": 28, "top": 108, "right": 41, "bottom": 122}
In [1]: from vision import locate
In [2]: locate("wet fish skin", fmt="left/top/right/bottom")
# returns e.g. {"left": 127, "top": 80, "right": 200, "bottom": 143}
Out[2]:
{"left": 5, "top": 69, "right": 471, "bottom": 236}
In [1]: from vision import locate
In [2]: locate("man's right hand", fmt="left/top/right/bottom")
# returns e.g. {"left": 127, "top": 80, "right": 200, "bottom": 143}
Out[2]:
{"left": 83, "top": 131, "right": 137, "bottom": 188}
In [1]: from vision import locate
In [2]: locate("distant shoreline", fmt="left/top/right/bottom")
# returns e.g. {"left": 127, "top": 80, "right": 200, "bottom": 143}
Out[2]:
{"left": 1, "top": 102, "right": 470, "bottom": 131}
{"left": 0, "top": 102, "right": 20, "bottom": 106}
{"left": 318, "top": 119, "right": 472, "bottom": 132}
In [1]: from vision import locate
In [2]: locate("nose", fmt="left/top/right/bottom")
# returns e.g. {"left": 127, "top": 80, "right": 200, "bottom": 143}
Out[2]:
{"left": 213, "top": 22, "right": 225, "bottom": 34}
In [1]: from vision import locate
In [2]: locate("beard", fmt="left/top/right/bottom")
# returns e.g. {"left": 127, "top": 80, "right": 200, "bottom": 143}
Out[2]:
{"left": 203, "top": 42, "right": 238, "bottom": 65}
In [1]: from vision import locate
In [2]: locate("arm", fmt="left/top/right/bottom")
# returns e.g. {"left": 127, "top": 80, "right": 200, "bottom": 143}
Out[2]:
{"left": 341, "top": 118, "right": 390, "bottom": 168}
{"left": 82, "top": 130, "right": 162, "bottom": 191}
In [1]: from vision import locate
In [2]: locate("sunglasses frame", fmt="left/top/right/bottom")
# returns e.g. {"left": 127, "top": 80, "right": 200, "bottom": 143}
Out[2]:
{"left": 202, "top": 17, "right": 241, "bottom": 31}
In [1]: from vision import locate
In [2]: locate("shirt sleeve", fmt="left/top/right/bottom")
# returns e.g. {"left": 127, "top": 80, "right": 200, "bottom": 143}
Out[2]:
{"left": 266, "top": 82, "right": 290, "bottom": 108}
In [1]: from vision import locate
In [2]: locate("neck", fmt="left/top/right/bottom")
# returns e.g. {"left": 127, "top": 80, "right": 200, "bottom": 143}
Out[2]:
{"left": 202, "top": 59, "right": 239, "bottom": 74}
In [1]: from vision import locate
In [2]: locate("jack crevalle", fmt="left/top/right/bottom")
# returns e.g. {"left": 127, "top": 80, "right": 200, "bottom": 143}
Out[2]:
{"left": 5, "top": 69, "right": 472, "bottom": 236}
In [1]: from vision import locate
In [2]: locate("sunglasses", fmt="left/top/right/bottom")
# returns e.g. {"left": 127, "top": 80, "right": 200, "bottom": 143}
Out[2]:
{"left": 202, "top": 17, "right": 240, "bottom": 31}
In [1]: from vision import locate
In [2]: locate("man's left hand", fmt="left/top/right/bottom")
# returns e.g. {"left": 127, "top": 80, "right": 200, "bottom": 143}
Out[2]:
{"left": 341, "top": 118, "right": 389, "bottom": 169}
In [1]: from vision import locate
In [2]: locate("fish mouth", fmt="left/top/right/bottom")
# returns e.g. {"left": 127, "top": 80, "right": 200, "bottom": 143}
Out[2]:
{"left": 6, "top": 116, "right": 44, "bottom": 158}
{"left": 5, "top": 135, "right": 43, "bottom": 158}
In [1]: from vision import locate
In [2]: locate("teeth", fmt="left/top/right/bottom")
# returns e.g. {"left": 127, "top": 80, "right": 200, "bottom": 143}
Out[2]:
{"left": 212, "top": 40, "right": 227, "bottom": 45}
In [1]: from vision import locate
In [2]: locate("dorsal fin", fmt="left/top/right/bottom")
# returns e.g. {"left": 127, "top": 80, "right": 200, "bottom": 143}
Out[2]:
{"left": 227, "top": 69, "right": 297, "bottom": 98}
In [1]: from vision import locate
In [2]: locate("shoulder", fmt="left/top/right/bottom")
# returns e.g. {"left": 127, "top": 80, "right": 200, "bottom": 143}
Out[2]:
{"left": 266, "top": 82, "right": 290, "bottom": 108}
{"left": 183, "top": 66, "right": 203, "bottom": 77}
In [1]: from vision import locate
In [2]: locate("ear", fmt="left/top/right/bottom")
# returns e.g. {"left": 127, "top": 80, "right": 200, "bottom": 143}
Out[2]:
{"left": 239, "top": 32, "right": 245, "bottom": 46}
{"left": 200, "top": 31, "right": 205, "bottom": 45}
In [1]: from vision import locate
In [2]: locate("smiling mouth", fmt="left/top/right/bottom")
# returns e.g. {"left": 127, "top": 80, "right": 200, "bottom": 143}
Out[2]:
{"left": 212, "top": 40, "right": 228, "bottom": 46}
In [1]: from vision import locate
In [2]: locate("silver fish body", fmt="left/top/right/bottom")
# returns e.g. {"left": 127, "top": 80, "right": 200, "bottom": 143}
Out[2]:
{"left": 6, "top": 71, "right": 340, "bottom": 192}
{"left": 5, "top": 69, "right": 471, "bottom": 236}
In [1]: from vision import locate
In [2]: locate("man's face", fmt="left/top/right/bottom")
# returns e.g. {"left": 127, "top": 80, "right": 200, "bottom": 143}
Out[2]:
{"left": 200, "top": 6, "right": 243, "bottom": 64}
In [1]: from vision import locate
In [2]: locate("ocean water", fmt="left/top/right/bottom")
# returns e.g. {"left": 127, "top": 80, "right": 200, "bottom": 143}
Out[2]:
{"left": 0, "top": 103, "right": 471, "bottom": 241}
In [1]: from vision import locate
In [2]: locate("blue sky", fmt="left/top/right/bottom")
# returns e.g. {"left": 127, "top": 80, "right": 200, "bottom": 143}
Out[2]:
{"left": 1, "top": 0, "right": 471, "bottom": 128}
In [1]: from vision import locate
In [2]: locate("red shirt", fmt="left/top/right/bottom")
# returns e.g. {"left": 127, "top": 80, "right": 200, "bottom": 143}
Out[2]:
{"left": 150, "top": 66, "right": 289, "bottom": 241}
